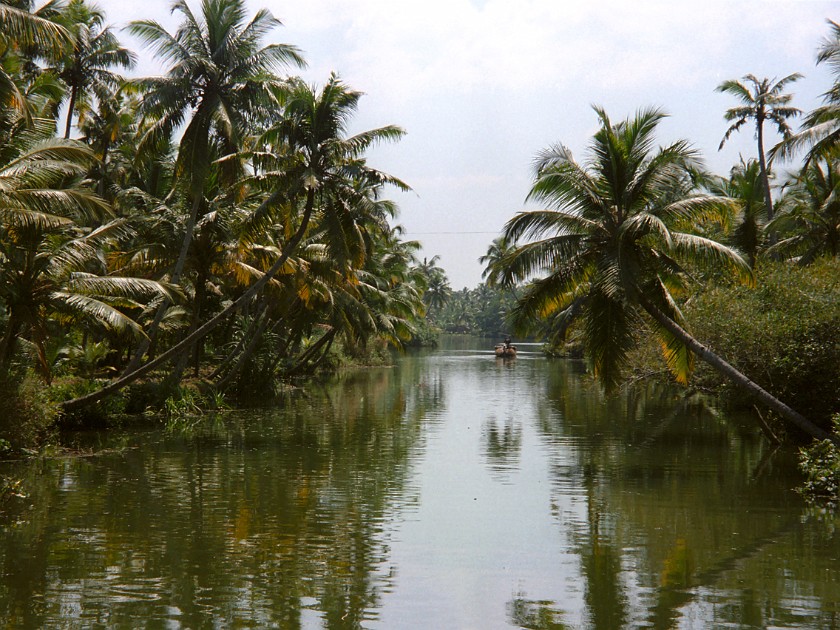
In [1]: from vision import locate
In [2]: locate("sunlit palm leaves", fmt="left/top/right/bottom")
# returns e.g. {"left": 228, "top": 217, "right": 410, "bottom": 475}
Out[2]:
{"left": 128, "top": 0, "right": 305, "bottom": 192}
{"left": 704, "top": 158, "right": 766, "bottom": 267}
{"left": 0, "top": 1, "right": 70, "bottom": 122}
{"left": 770, "top": 152, "right": 840, "bottom": 264}
{"left": 0, "top": 132, "right": 173, "bottom": 379}
{"left": 775, "top": 20, "right": 840, "bottom": 164}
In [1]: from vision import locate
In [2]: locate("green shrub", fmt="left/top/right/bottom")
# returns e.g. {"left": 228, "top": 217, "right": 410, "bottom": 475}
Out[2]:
{"left": 0, "top": 373, "right": 59, "bottom": 453}
{"left": 627, "top": 259, "right": 839, "bottom": 426}
{"left": 798, "top": 414, "right": 840, "bottom": 504}
{"left": 49, "top": 377, "right": 128, "bottom": 428}
{"left": 684, "top": 258, "right": 839, "bottom": 425}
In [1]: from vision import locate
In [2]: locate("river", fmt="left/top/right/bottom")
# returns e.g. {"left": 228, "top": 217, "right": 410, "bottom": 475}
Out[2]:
{"left": 1, "top": 335, "right": 838, "bottom": 628}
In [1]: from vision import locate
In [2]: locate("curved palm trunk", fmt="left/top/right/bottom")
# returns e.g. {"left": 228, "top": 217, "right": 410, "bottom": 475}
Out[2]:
{"left": 288, "top": 327, "right": 337, "bottom": 375}
{"left": 215, "top": 304, "right": 273, "bottom": 390}
{"left": 641, "top": 298, "right": 830, "bottom": 441}
{"left": 207, "top": 308, "right": 264, "bottom": 381}
{"left": 121, "top": 194, "right": 203, "bottom": 376}
{"left": 62, "top": 190, "right": 316, "bottom": 412}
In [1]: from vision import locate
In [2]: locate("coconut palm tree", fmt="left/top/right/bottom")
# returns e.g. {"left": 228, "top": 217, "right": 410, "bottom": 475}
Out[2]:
{"left": 63, "top": 73, "right": 408, "bottom": 410}
{"left": 774, "top": 20, "right": 840, "bottom": 164}
{"left": 705, "top": 157, "right": 766, "bottom": 267}
{"left": 423, "top": 274, "right": 451, "bottom": 316}
{"left": 479, "top": 235, "right": 517, "bottom": 287}
{"left": 499, "top": 106, "right": 828, "bottom": 440}
{"left": 121, "top": 0, "right": 305, "bottom": 373}
{"left": 49, "top": 0, "right": 136, "bottom": 139}
{"left": 769, "top": 151, "right": 840, "bottom": 264}
{"left": 717, "top": 73, "right": 802, "bottom": 221}
{"left": 77, "top": 87, "right": 140, "bottom": 199}
{"left": 0, "top": 132, "right": 173, "bottom": 380}
{"left": 0, "top": 0, "right": 70, "bottom": 124}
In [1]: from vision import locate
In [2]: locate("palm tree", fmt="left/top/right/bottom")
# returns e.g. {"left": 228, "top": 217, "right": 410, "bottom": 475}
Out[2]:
{"left": 63, "top": 73, "right": 408, "bottom": 410}
{"left": 499, "top": 106, "right": 828, "bottom": 440}
{"left": 77, "top": 87, "right": 139, "bottom": 198}
{"left": 0, "top": 132, "right": 173, "bottom": 380}
{"left": 0, "top": 1, "right": 70, "bottom": 124}
{"left": 717, "top": 73, "right": 802, "bottom": 221}
{"left": 705, "top": 158, "right": 766, "bottom": 267}
{"left": 121, "top": 0, "right": 305, "bottom": 373}
{"left": 479, "top": 235, "right": 517, "bottom": 287}
{"left": 774, "top": 20, "right": 840, "bottom": 164}
{"left": 423, "top": 274, "right": 451, "bottom": 316}
{"left": 49, "top": 0, "right": 136, "bottom": 139}
{"left": 769, "top": 151, "right": 840, "bottom": 264}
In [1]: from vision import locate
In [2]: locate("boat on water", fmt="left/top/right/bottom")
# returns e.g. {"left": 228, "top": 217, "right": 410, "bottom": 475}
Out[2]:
{"left": 494, "top": 344, "right": 517, "bottom": 358}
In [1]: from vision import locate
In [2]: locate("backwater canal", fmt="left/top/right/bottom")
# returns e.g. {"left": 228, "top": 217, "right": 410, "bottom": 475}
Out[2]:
{"left": 1, "top": 335, "right": 839, "bottom": 628}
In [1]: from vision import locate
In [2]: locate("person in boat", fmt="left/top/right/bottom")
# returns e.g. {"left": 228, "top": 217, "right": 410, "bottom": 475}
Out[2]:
{"left": 504, "top": 336, "right": 512, "bottom": 349}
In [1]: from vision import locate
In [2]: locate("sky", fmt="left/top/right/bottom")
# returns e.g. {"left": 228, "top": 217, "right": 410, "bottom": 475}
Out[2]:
{"left": 103, "top": 0, "right": 838, "bottom": 289}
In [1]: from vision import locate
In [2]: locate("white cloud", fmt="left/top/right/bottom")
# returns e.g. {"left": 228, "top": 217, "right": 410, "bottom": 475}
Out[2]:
{"left": 89, "top": 0, "right": 840, "bottom": 287}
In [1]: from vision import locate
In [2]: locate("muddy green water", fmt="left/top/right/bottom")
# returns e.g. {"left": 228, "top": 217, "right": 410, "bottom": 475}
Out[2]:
{"left": 1, "top": 336, "right": 839, "bottom": 628}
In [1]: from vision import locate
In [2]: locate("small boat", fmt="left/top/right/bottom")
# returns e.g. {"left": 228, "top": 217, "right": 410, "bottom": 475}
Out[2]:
{"left": 494, "top": 344, "right": 517, "bottom": 358}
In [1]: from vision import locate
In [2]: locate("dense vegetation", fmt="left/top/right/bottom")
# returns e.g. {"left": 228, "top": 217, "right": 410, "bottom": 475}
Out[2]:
{"left": 0, "top": 0, "right": 438, "bottom": 449}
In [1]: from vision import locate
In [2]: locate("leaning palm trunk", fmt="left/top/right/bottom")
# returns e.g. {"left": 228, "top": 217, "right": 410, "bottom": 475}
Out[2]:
{"left": 121, "top": 194, "right": 202, "bottom": 377}
{"left": 206, "top": 305, "right": 269, "bottom": 381}
{"left": 62, "top": 191, "right": 316, "bottom": 412}
{"left": 640, "top": 298, "right": 830, "bottom": 441}
{"left": 214, "top": 306, "right": 274, "bottom": 391}
{"left": 288, "top": 327, "right": 337, "bottom": 375}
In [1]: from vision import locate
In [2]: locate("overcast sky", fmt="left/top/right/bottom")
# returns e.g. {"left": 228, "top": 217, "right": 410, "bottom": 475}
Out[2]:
{"left": 103, "top": 0, "right": 837, "bottom": 289}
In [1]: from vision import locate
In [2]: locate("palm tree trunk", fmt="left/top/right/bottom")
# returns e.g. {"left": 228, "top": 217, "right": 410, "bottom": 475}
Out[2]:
{"left": 289, "top": 328, "right": 336, "bottom": 375}
{"left": 215, "top": 306, "right": 274, "bottom": 390}
{"left": 64, "top": 85, "right": 77, "bottom": 139}
{"left": 0, "top": 316, "right": 21, "bottom": 378}
{"left": 121, "top": 194, "right": 202, "bottom": 376}
{"left": 99, "top": 142, "right": 110, "bottom": 199}
{"left": 640, "top": 298, "right": 831, "bottom": 441}
{"left": 756, "top": 120, "right": 774, "bottom": 222}
{"left": 62, "top": 189, "right": 317, "bottom": 412}
{"left": 207, "top": 308, "right": 264, "bottom": 381}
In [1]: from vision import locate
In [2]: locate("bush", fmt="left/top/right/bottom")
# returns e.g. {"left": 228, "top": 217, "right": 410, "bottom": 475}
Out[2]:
{"left": 798, "top": 414, "right": 840, "bottom": 504}
{"left": 630, "top": 258, "right": 840, "bottom": 427}
{"left": 688, "top": 258, "right": 839, "bottom": 424}
{"left": 49, "top": 376, "right": 128, "bottom": 428}
{"left": 0, "top": 373, "right": 59, "bottom": 453}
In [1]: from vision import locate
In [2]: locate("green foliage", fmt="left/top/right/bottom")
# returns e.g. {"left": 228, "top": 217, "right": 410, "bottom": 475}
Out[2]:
{"left": 163, "top": 386, "right": 230, "bottom": 433}
{"left": 164, "top": 387, "right": 203, "bottom": 419}
{"left": 798, "top": 414, "right": 840, "bottom": 503}
{"left": 49, "top": 376, "right": 127, "bottom": 426}
{"left": 0, "top": 373, "right": 59, "bottom": 452}
{"left": 405, "top": 318, "right": 440, "bottom": 347}
{"left": 658, "top": 258, "right": 840, "bottom": 423}
{"left": 500, "top": 106, "right": 750, "bottom": 391}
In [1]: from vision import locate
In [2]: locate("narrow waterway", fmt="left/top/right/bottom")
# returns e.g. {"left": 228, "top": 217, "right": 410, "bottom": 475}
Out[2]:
{"left": 1, "top": 336, "right": 838, "bottom": 628}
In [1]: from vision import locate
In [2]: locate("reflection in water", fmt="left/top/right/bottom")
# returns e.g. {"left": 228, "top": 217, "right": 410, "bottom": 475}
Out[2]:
{"left": 0, "top": 366, "right": 441, "bottom": 628}
{"left": 507, "top": 593, "right": 569, "bottom": 629}
{"left": 1, "top": 336, "right": 840, "bottom": 628}
{"left": 482, "top": 418, "right": 522, "bottom": 480}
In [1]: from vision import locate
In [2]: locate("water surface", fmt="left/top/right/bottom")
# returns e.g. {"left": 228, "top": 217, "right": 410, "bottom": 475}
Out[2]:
{"left": 1, "top": 336, "right": 839, "bottom": 628}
